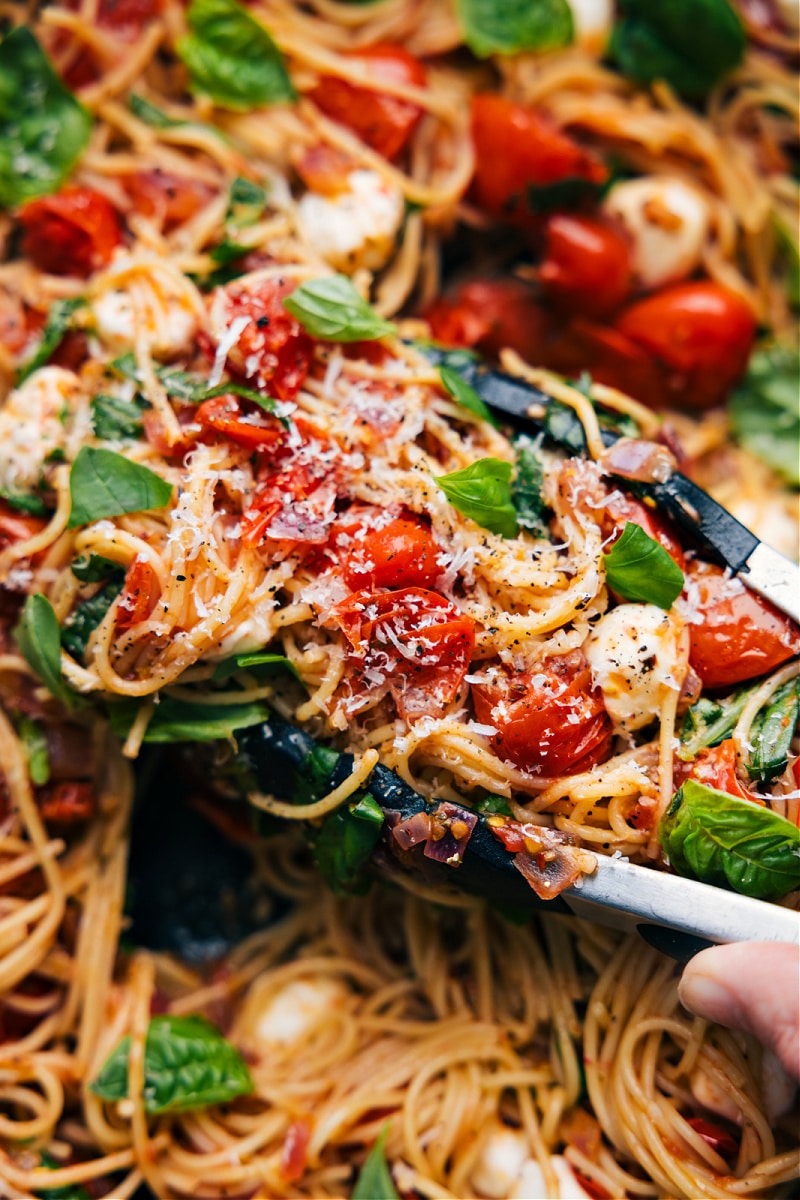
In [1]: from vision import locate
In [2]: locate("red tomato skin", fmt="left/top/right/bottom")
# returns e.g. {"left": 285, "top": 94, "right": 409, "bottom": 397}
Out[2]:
{"left": 686, "top": 563, "right": 800, "bottom": 690}
{"left": 311, "top": 44, "right": 426, "bottom": 161}
{"left": 686, "top": 1118, "right": 739, "bottom": 1161}
{"left": 211, "top": 279, "right": 314, "bottom": 403}
{"left": 122, "top": 170, "right": 215, "bottom": 231}
{"left": 615, "top": 283, "right": 756, "bottom": 409}
{"left": 0, "top": 502, "right": 47, "bottom": 550}
{"left": 470, "top": 94, "right": 607, "bottom": 226}
{"left": 294, "top": 145, "right": 356, "bottom": 196}
{"left": 18, "top": 187, "right": 122, "bottom": 278}
{"left": 195, "top": 394, "right": 286, "bottom": 451}
{"left": 472, "top": 652, "right": 613, "bottom": 776}
{"left": 37, "top": 780, "right": 95, "bottom": 824}
{"left": 142, "top": 406, "right": 201, "bottom": 460}
{"left": 116, "top": 558, "right": 160, "bottom": 631}
{"left": 673, "top": 738, "right": 757, "bottom": 804}
{"left": 426, "top": 279, "right": 551, "bottom": 363}
{"left": 344, "top": 516, "right": 442, "bottom": 590}
{"left": 539, "top": 213, "right": 631, "bottom": 317}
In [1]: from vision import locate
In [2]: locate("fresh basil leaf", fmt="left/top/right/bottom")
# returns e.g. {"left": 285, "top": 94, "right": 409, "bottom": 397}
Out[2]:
{"left": 283, "top": 276, "right": 396, "bottom": 342}
{"left": 61, "top": 576, "right": 125, "bottom": 660}
{"left": 436, "top": 458, "right": 518, "bottom": 539}
{"left": 352, "top": 1125, "right": 399, "bottom": 1200}
{"left": 227, "top": 176, "right": 267, "bottom": 226}
{"left": 108, "top": 696, "right": 270, "bottom": 743}
{"left": 17, "top": 298, "right": 85, "bottom": 385}
{"left": 475, "top": 794, "right": 513, "bottom": 817}
{"left": 90, "top": 1013, "right": 253, "bottom": 1113}
{"left": 747, "top": 678, "right": 800, "bottom": 785}
{"left": 90, "top": 392, "right": 147, "bottom": 441}
{"left": 610, "top": 0, "right": 745, "bottom": 101}
{"left": 730, "top": 346, "right": 800, "bottom": 487}
{"left": 0, "top": 28, "right": 92, "bottom": 207}
{"left": 602, "top": 522, "right": 684, "bottom": 609}
{"left": 67, "top": 447, "right": 173, "bottom": 529}
{"left": 679, "top": 685, "right": 753, "bottom": 761}
{"left": 17, "top": 717, "right": 50, "bottom": 787}
{"left": 313, "top": 791, "right": 384, "bottom": 894}
{"left": 0, "top": 485, "right": 48, "bottom": 517}
{"left": 36, "top": 1152, "right": 91, "bottom": 1200}
{"left": 659, "top": 779, "right": 800, "bottom": 900}
{"left": 439, "top": 365, "right": 496, "bottom": 426}
{"left": 527, "top": 175, "right": 606, "bottom": 215}
{"left": 456, "top": 0, "right": 572, "bottom": 57}
{"left": 212, "top": 651, "right": 298, "bottom": 681}
{"left": 128, "top": 93, "right": 185, "bottom": 129}
{"left": 194, "top": 381, "right": 279, "bottom": 415}
{"left": 511, "top": 434, "right": 547, "bottom": 536}
{"left": 14, "top": 594, "right": 72, "bottom": 707}
{"left": 178, "top": 0, "right": 296, "bottom": 111}
{"left": 71, "top": 554, "right": 124, "bottom": 583}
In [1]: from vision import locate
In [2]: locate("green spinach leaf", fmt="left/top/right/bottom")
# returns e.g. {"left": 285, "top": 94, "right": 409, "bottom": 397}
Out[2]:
{"left": 729, "top": 346, "right": 800, "bottom": 486}
{"left": 352, "top": 1125, "right": 399, "bottom": 1200}
{"left": 109, "top": 353, "right": 206, "bottom": 402}
{"left": 35, "top": 1152, "right": 91, "bottom": 1200}
{"left": 67, "top": 447, "right": 173, "bottom": 529}
{"left": 436, "top": 458, "right": 518, "bottom": 538}
{"left": 178, "top": 0, "right": 295, "bottom": 110}
{"left": 0, "top": 28, "right": 92, "bottom": 207}
{"left": 227, "top": 176, "right": 267, "bottom": 226}
{"left": 18, "top": 716, "right": 50, "bottom": 786}
{"left": 659, "top": 779, "right": 800, "bottom": 900}
{"left": 456, "top": 0, "right": 573, "bottom": 57}
{"left": 475, "top": 794, "right": 514, "bottom": 817}
{"left": 439, "top": 365, "right": 496, "bottom": 426}
{"left": 0, "top": 485, "right": 48, "bottom": 517}
{"left": 14, "top": 594, "right": 72, "bottom": 707}
{"left": 747, "top": 678, "right": 800, "bottom": 785}
{"left": 284, "top": 275, "right": 396, "bottom": 342}
{"left": 71, "top": 554, "right": 124, "bottom": 583}
{"left": 602, "top": 522, "right": 684, "bottom": 609}
{"left": 108, "top": 696, "right": 270, "bottom": 743}
{"left": 314, "top": 792, "right": 384, "bottom": 893}
{"left": 61, "top": 573, "right": 125, "bottom": 661}
{"left": 90, "top": 1014, "right": 253, "bottom": 1113}
{"left": 212, "top": 651, "right": 298, "bottom": 681}
{"left": 90, "top": 392, "right": 147, "bottom": 441}
{"left": 128, "top": 94, "right": 185, "bottom": 129}
{"left": 511, "top": 434, "right": 547, "bottom": 536}
{"left": 18, "top": 298, "right": 85, "bottom": 385}
{"left": 527, "top": 176, "right": 606, "bottom": 215}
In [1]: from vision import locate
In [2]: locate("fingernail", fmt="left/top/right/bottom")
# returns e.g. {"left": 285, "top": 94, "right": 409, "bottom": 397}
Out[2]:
{"left": 678, "top": 968, "right": 741, "bottom": 1027}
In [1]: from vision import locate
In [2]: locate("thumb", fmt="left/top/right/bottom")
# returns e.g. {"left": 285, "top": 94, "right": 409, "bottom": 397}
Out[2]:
{"left": 678, "top": 941, "right": 800, "bottom": 1081}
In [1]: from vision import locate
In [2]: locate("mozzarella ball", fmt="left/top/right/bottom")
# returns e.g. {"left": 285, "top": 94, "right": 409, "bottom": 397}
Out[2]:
{"left": 470, "top": 1124, "right": 529, "bottom": 1198}
{"left": 584, "top": 604, "right": 685, "bottom": 733}
{"left": 0, "top": 367, "right": 81, "bottom": 494}
{"left": 603, "top": 177, "right": 710, "bottom": 290}
{"left": 235, "top": 975, "right": 348, "bottom": 1055}
{"left": 297, "top": 169, "right": 404, "bottom": 273}
{"left": 511, "top": 1156, "right": 593, "bottom": 1199}
{"left": 566, "top": 0, "right": 614, "bottom": 54}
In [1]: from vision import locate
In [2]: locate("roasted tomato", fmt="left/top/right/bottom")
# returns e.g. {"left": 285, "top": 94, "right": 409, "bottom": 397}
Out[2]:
{"left": 615, "top": 282, "right": 757, "bottom": 409}
{"left": 426, "top": 279, "right": 551, "bottom": 362}
{"left": 470, "top": 94, "right": 608, "bottom": 227}
{"left": 196, "top": 394, "right": 287, "bottom": 451}
{"left": 539, "top": 213, "right": 631, "bottom": 318}
{"left": 142, "top": 406, "right": 202, "bottom": 460}
{"left": 686, "top": 1118, "right": 739, "bottom": 1162}
{"left": 674, "top": 738, "right": 756, "bottom": 804}
{"left": 685, "top": 562, "right": 800, "bottom": 690}
{"left": 241, "top": 443, "right": 338, "bottom": 549}
{"left": 311, "top": 44, "right": 426, "bottom": 161}
{"left": 343, "top": 515, "right": 442, "bottom": 591}
{"left": 0, "top": 503, "right": 47, "bottom": 551}
{"left": 18, "top": 187, "right": 123, "bottom": 278}
{"left": 208, "top": 279, "right": 314, "bottom": 402}
{"left": 122, "top": 170, "right": 215, "bottom": 231}
{"left": 472, "top": 651, "right": 612, "bottom": 776}
{"left": 37, "top": 781, "right": 95, "bottom": 824}
{"left": 328, "top": 587, "right": 475, "bottom": 720}
{"left": 115, "top": 558, "right": 160, "bottom": 631}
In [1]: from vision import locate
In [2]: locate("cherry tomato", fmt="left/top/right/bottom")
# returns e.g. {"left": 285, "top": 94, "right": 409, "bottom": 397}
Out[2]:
{"left": 210, "top": 279, "right": 314, "bottom": 402}
{"left": 426, "top": 279, "right": 551, "bottom": 362}
{"left": 545, "top": 318, "right": 668, "bottom": 406}
{"left": 470, "top": 94, "right": 608, "bottom": 227}
{"left": 472, "top": 651, "right": 612, "bottom": 776}
{"left": 142, "top": 405, "right": 201, "bottom": 459}
{"left": 0, "top": 503, "right": 46, "bottom": 551}
{"left": 122, "top": 170, "right": 215, "bottom": 231}
{"left": 116, "top": 558, "right": 160, "bottom": 631}
{"left": 311, "top": 44, "right": 426, "bottom": 161}
{"left": 37, "top": 780, "right": 95, "bottom": 824}
{"left": 294, "top": 145, "right": 355, "bottom": 196}
{"left": 615, "top": 282, "right": 757, "bottom": 409}
{"left": 241, "top": 452, "right": 336, "bottom": 549}
{"left": 539, "top": 213, "right": 631, "bottom": 317}
{"left": 329, "top": 587, "right": 475, "bottom": 720}
{"left": 686, "top": 1118, "right": 739, "bottom": 1161}
{"left": 0, "top": 291, "right": 41, "bottom": 358}
{"left": 58, "top": 0, "right": 163, "bottom": 86}
{"left": 674, "top": 738, "right": 757, "bottom": 804}
{"left": 343, "top": 515, "right": 442, "bottom": 590}
{"left": 18, "top": 187, "right": 122, "bottom": 278}
{"left": 196, "top": 394, "right": 286, "bottom": 451}
{"left": 685, "top": 563, "right": 800, "bottom": 690}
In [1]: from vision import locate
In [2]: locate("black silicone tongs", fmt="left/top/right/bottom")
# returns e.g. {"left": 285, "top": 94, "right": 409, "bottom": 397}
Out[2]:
{"left": 237, "top": 719, "right": 800, "bottom": 962}
{"left": 421, "top": 347, "right": 800, "bottom": 625}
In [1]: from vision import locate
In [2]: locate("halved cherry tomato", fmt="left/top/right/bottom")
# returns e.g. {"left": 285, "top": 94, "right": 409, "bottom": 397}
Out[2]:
{"left": 471, "top": 651, "right": 612, "bottom": 776}
{"left": 343, "top": 515, "right": 442, "bottom": 590}
{"left": 686, "top": 562, "right": 800, "bottom": 690}
{"left": 18, "top": 187, "right": 122, "bottom": 278}
{"left": 539, "top": 213, "right": 631, "bottom": 318}
{"left": 674, "top": 738, "right": 757, "bottom": 804}
{"left": 615, "top": 282, "right": 756, "bottom": 410}
{"left": 116, "top": 558, "right": 160, "bottom": 631}
{"left": 142, "top": 405, "right": 201, "bottom": 459}
{"left": 210, "top": 279, "right": 314, "bottom": 402}
{"left": 294, "top": 145, "right": 355, "bottom": 196}
{"left": 311, "top": 44, "right": 426, "bottom": 161}
{"left": 328, "top": 587, "right": 475, "bottom": 720}
{"left": 37, "top": 780, "right": 95, "bottom": 824}
{"left": 426, "top": 279, "right": 551, "bottom": 363}
{"left": 545, "top": 318, "right": 668, "bottom": 406}
{"left": 686, "top": 1117, "right": 739, "bottom": 1161}
{"left": 470, "top": 94, "right": 608, "bottom": 227}
{"left": 241, "top": 451, "right": 337, "bottom": 549}
{"left": 0, "top": 503, "right": 47, "bottom": 551}
{"left": 196, "top": 394, "right": 286, "bottom": 451}
{"left": 122, "top": 170, "right": 215, "bottom": 232}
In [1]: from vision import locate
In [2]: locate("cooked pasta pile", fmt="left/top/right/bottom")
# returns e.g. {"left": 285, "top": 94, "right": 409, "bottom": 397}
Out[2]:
{"left": 0, "top": 0, "right": 798, "bottom": 1196}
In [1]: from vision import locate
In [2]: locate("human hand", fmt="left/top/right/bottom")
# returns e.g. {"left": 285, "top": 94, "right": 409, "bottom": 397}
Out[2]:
{"left": 678, "top": 941, "right": 800, "bottom": 1081}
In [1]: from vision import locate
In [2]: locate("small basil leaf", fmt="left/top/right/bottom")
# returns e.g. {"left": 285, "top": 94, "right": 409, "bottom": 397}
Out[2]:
{"left": 17, "top": 717, "right": 50, "bottom": 787}
{"left": 475, "top": 794, "right": 513, "bottom": 817}
{"left": 71, "top": 554, "right": 124, "bottom": 583}
{"left": 729, "top": 346, "right": 800, "bottom": 487}
{"left": 457, "top": 0, "right": 573, "bottom": 57}
{"left": 659, "top": 779, "right": 800, "bottom": 900}
{"left": 61, "top": 576, "right": 125, "bottom": 661}
{"left": 90, "top": 1013, "right": 253, "bottom": 1113}
{"left": 747, "top": 678, "right": 800, "bottom": 785}
{"left": 67, "top": 447, "right": 173, "bottom": 529}
{"left": 90, "top": 392, "right": 147, "bottom": 441}
{"left": 679, "top": 685, "right": 753, "bottom": 761}
{"left": 352, "top": 1125, "right": 399, "bottom": 1200}
{"left": 128, "top": 93, "right": 185, "bottom": 129}
{"left": 439, "top": 365, "right": 496, "bottom": 426}
{"left": 602, "top": 522, "right": 684, "bottom": 610}
{"left": 436, "top": 458, "right": 518, "bottom": 539}
{"left": 510, "top": 434, "right": 548, "bottom": 536}
{"left": 18, "top": 298, "right": 85, "bottom": 385}
{"left": 283, "top": 276, "right": 396, "bottom": 342}
{"left": 610, "top": 0, "right": 745, "bottom": 101}
{"left": 178, "top": 0, "right": 296, "bottom": 111}
{"left": 0, "top": 486, "right": 48, "bottom": 517}
{"left": 0, "top": 28, "right": 92, "bottom": 207}
{"left": 212, "top": 652, "right": 298, "bottom": 681}
{"left": 313, "top": 791, "right": 384, "bottom": 894}
{"left": 35, "top": 1152, "right": 91, "bottom": 1200}
{"left": 227, "top": 176, "right": 267, "bottom": 226}
{"left": 107, "top": 696, "right": 270, "bottom": 743}
{"left": 14, "top": 594, "right": 72, "bottom": 707}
